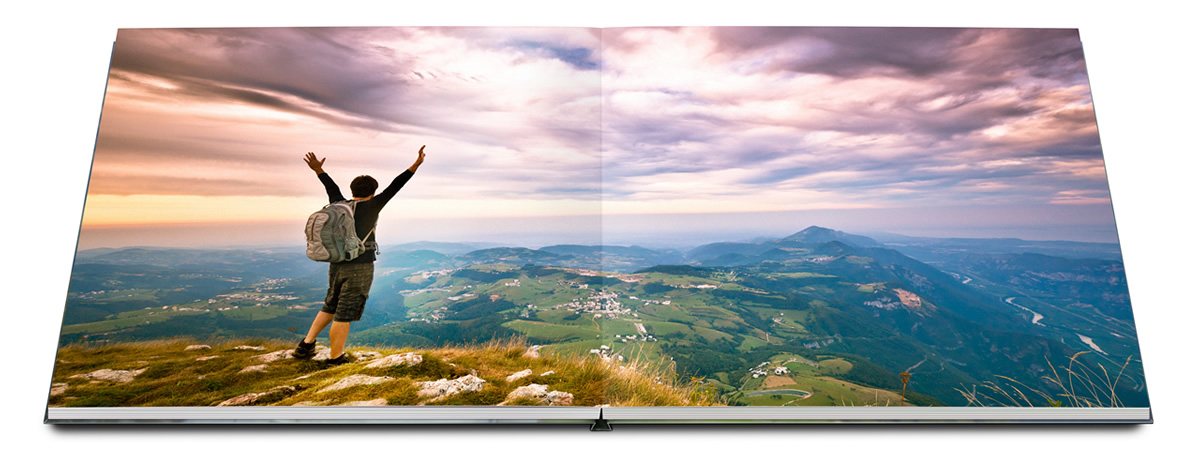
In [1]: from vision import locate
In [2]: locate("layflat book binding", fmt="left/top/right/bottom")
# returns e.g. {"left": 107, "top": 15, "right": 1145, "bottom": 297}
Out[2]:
{"left": 47, "top": 27, "right": 1150, "bottom": 425}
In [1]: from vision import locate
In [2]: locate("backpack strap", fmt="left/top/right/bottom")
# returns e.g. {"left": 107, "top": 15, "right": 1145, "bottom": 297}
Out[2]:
{"left": 349, "top": 200, "right": 381, "bottom": 255}
{"left": 363, "top": 225, "right": 379, "bottom": 254}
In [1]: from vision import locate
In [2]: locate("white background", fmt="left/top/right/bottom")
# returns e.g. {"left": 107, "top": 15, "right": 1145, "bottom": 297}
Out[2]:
{"left": 3, "top": 1, "right": 1194, "bottom": 468}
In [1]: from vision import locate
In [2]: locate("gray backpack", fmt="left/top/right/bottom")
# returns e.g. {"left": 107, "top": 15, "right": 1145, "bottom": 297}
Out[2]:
{"left": 304, "top": 200, "right": 375, "bottom": 263}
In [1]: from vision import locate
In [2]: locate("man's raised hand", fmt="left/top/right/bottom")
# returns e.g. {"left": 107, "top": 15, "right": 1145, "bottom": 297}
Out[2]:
{"left": 410, "top": 145, "right": 426, "bottom": 172}
{"left": 304, "top": 152, "right": 326, "bottom": 174}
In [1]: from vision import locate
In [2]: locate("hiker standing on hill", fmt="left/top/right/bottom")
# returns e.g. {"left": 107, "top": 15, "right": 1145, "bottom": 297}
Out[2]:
{"left": 294, "top": 146, "right": 426, "bottom": 365}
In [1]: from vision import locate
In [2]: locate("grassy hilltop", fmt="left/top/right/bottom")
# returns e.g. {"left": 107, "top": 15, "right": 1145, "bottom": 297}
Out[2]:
{"left": 48, "top": 338, "right": 719, "bottom": 408}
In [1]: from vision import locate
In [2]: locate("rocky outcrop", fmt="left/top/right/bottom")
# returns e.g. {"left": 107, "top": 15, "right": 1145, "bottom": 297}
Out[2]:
{"left": 184, "top": 345, "right": 211, "bottom": 351}
{"left": 50, "top": 383, "right": 68, "bottom": 396}
{"left": 506, "top": 369, "right": 533, "bottom": 382}
{"left": 216, "top": 385, "right": 299, "bottom": 406}
{"left": 500, "top": 384, "right": 574, "bottom": 406}
{"left": 233, "top": 345, "right": 266, "bottom": 351}
{"left": 523, "top": 345, "right": 543, "bottom": 358}
{"left": 365, "top": 352, "right": 423, "bottom": 369}
{"left": 415, "top": 374, "right": 486, "bottom": 401}
{"left": 70, "top": 368, "right": 146, "bottom": 383}
{"left": 195, "top": 355, "right": 220, "bottom": 361}
{"left": 318, "top": 374, "right": 396, "bottom": 393}
{"left": 540, "top": 371, "right": 555, "bottom": 376}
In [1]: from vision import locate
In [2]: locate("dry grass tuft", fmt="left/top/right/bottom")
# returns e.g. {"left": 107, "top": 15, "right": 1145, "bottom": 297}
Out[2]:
{"left": 956, "top": 352, "right": 1134, "bottom": 407}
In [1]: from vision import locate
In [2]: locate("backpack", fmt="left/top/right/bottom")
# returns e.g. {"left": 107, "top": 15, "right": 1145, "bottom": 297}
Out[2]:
{"left": 304, "top": 200, "right": 376, "bottom": 263}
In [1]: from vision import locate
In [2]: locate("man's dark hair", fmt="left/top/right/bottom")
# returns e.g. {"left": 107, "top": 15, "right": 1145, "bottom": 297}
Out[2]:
{"left": 350, "top": 175, "right": 378, "bottom": 198}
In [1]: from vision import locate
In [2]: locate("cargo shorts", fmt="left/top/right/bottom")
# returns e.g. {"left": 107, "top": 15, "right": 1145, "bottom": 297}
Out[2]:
{"left": 322, "top": 261, "right": 374, "bottom": 322}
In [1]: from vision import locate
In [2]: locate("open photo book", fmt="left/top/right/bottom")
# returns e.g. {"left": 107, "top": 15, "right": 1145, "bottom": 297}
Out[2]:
{"left": 46, "top": 26, "right": 1151, "bottom": 425}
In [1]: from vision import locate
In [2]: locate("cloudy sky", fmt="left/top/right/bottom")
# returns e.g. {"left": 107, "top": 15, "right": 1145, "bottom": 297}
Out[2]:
{"left": 80, "top": 27, "right": 1117, "bottom": 249}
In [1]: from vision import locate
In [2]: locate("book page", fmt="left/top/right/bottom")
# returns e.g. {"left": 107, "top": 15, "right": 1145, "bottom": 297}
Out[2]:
{"left": 52, "top": 27, "right": 610, "bottom": 411}
{"left": 596, "top": 27, "right": 1147, "bottom": 410}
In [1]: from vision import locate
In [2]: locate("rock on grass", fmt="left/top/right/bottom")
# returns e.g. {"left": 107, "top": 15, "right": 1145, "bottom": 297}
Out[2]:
{"left": 365, "top": 353, "right": 423, "bottom": 369}
{"left": 415, "top": 375, "right": 486, "bottom": 401}
{"left": 318, "top": 374, "right": 396, "bottom": 393}
{"left": 238, "top": 364, "right": 269, "bottom": 374}
{"left": 500, "top": 384, "right": 574, "bottom": 406}
{"left": 70, "top": 368, "right": 146, "bottom": 383}
{"left": 252, "top": 349, "right": 294, "bottom": 363}
{"left": 252, "top": 345, "right": 334, "bottom": 363}
{"left": 216, "top": 385, "right": 299, "bottom": 406}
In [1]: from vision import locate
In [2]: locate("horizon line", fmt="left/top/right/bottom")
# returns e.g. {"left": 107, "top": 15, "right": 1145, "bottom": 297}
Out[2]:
{"left": 74, "top": 225, "right": 1122, "bottom": 253}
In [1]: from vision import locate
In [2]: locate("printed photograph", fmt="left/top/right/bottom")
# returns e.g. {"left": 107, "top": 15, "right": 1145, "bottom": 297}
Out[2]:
{"left": 49, "top": 27, "right": 1148, "bottom": 411}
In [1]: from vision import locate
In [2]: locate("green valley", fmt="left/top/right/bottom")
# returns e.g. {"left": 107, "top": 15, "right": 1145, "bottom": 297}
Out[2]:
{"left": 56, "top": 226, "right": 1149, "bottom": 408}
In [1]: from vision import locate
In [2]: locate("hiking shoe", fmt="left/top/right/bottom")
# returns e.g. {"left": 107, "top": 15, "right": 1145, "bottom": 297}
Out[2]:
{"left": 324, "top": 353, "right": 354, "bottom": 366}
{"left": 293, "top": 340, "right": 317, "bottom": 359}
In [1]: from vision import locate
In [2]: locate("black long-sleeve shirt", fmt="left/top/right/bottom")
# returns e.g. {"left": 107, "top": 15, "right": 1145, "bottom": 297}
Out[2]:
{"left": 318, "top": 170, "right": 414, "bottom": 264}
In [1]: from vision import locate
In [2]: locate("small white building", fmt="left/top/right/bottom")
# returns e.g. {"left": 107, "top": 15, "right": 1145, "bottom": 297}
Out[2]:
{"left": 774, "top": 366, "right": 789, "bottom": 376}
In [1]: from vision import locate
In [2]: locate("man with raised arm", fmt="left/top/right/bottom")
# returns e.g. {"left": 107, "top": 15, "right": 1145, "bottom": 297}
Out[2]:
{"left": 294, "top": 146, "right": 426, "bottom": 365}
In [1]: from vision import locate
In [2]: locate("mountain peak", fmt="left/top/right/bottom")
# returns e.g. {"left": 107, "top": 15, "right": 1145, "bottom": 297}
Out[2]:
{"left": 780, "top": 226, "right": 880, "bottom": 247}
{"left": 796, "top": 225, "right": 836, "bottom": 235}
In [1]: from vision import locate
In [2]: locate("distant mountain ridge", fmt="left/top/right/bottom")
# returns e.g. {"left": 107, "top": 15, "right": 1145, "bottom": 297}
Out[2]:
{"left": 779, "top": 226, "right": 883, "bottom": 247}
{"left": 79, "top": 225, "right": 1120, "bottom": 272}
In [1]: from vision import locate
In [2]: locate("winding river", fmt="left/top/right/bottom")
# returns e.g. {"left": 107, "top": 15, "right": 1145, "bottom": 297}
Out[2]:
{"left": 1005, "top": 297, "right": 1045, "bottom": 326}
